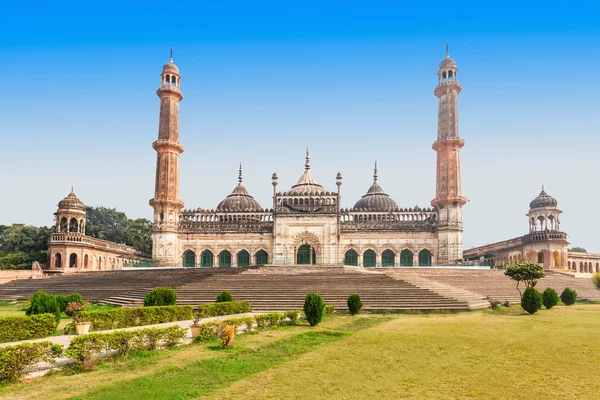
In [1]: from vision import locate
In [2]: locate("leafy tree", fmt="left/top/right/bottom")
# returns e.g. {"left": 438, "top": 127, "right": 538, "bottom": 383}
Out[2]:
{"left": 504, "top": 262, "right": 546, "bottom": 299}
{"left": 0, "top": 225, "right": 51, "bottom": 270}
{"left": 568, "top": 247, "right": 587, "bottom": 253}
{"left": 85, "top": 207, "right": 152, "bottom": 253}
{"left": 593, "top": 273, "right": 600, "bottom": 290}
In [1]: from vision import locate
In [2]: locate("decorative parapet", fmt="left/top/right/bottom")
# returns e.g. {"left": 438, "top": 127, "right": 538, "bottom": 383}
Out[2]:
{"left": 340, "top": 208, "right": 437, "bottom": 232}
{"left": 179, "top": 209, "right": 274, "bottom": 233}
{"left": 522, "top": 231, "right": 568, "bottom": 244}
{"left": 49, "top": 232, "right": 150, "bottom": 258}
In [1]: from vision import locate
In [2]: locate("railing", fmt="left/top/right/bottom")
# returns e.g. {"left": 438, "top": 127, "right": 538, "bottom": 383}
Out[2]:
{"left": 179, "top": 221, "right": 273, "bottom": 233}
{"left": 341, "top": 221, "right": 435, "bottom": 232}
{"left": 49, "top": 233, "right": 150, "bottom": 258}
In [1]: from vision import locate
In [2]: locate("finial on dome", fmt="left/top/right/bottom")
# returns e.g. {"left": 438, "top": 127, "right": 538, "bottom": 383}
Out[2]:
{"left": 305, "top": 147, "right": 310, "bottom": 170}
{"left": 238, "top": 162, "right": 243, "bottom": 184}
{"left": 373, "top": 161, "right": 378, "bottom": 182}
{"left": 169, "top": 48, "right": 173, "bottom": 63}
{"left": 71, "top": 185, "right": 74, "bottom": 193}
{"left": 445, "top": 43, "right": 449, "bottom": 59}
{"left": 542, "top": 184, "right": 545, "bottom": 192}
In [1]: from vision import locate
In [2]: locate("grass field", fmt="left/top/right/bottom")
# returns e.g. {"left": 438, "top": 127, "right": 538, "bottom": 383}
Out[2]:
{"left": 2, "top": 304, "right": 600, "bottom": 399}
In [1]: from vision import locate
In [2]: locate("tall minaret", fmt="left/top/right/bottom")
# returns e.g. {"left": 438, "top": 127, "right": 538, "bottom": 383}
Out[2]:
{"left": 149, "top": 50, "right": 184, "bottom": 266}
{"left": 431, "top": 44, "right": 467, "bottom": 263}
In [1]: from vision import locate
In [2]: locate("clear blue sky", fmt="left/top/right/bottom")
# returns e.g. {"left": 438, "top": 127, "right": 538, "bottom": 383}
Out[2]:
{"left": 1, "top": 1, "right": 599, "bottom": 251}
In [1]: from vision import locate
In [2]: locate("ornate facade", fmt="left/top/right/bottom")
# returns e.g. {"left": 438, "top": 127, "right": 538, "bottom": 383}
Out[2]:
{"left": 46, "top": 191, "right": 150, "bottom": 273}
{"left": 150, "top": 48, "right": 467, "bottom": 267}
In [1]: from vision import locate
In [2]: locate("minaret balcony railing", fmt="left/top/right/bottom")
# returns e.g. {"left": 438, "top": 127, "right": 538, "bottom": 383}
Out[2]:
{"left": 522, "top": 231, "right": 568, "bottom": 244}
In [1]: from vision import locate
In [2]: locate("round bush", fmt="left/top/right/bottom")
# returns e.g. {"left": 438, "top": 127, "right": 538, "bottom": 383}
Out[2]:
{"left": 521, "top": 287, "right": 543, "bottom": 314}
{"left": 542, "top": 288, "right": 559, "bottom": 309}
{"left": 216, "top": 290, "right": 233, "bottom": 303}
{"left": 25, "top": 291, "right": 61, "bottom": 320}
{"left": 560, "top": 288, "right": 577, "bottom": 305}
{"left": 303, "top": 292, "right": 325, "bottom": 327}
{"left": 347, "top": 294, "right": 363, "bottom": 316}
{"left": 143, "top": 287, "right": 177, "bottom": 307}
{"left": 55, "top": 296, "right": 68, "bottom": 313}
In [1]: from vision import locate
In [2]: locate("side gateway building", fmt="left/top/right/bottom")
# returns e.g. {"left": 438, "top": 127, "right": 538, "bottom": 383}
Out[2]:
{"left": 150, "top": 49, "right": 467, "bottom": 268}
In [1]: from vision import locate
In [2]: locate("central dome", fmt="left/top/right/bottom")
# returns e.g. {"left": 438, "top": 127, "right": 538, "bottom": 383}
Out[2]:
{"left": 285, "top": 149, "right": 328, "bottom": 196}
{"left": 353, "top": 163, "right": 399, "bottom": 212}
{"left": 216, "top": 164, "right": 262, "bottom": 212}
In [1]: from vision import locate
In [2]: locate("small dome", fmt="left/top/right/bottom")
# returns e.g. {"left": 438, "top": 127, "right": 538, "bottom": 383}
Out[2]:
{"left": 529, "top": 187, "right": 558, "bottom": 209}
{"left": 58, "top": 190, "right": 85, "bottom": 211}
{"left": 439, "top": 57, "right": 456, "bottom": 69}
{"left": 216, "top": 164, "right": 262, "bottom": 212}
{"left": 352, "top": 163, "right": 399, "bottom": 212}
{"left": 163, "top": 61, "right": 179, "bottom": 74}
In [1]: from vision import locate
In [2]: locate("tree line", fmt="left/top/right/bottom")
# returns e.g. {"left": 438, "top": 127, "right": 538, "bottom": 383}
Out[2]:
{"left": 0, "top": 207, "right": 152, "bottom": 270}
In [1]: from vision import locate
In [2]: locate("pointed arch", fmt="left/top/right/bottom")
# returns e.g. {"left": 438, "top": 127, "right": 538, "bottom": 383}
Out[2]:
{"left": 400, "top": 249, "right": 413, "bottom": 266}
{"left": 182, "top": 250, "right": 196, "bottom": 268}
{"left": 344, "top": 249, "right": 358, "bottom": 266}
{"left": 382, "top": 249, "right": 395, "bottom": 267}
{"left": 363, "top": 249, "right": 376, "bottom": 267}
{"left": 69, "top": 253, "right": 78, "bottom": 268}
{"left": 418, "top": 249, "right": 432, "bottom": 266}
{"left": 237, "top": 250, "right": 250, "bottom": 267}
{"left": 54, "top": 253, "right": 62, "bottom": 268}
{"left": 219, "top": 250, "right": 232, "bottom": 267}
{"left": 200, "top": 250, "right": 214, "bottom": 268}
{"left": 255, "top": 249, "right": 269, "bottom": 265}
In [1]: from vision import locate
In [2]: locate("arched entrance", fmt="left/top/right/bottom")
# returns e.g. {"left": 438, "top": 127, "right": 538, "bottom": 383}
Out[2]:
{"left": 237, "top": 250, "right": 250, "bottom": 267}
{"left": 382, "top": 249, "right": 395, "bottom": 267}
{"left": 255, "top": 250, "right": 269, "bottom": 265}
{"left": 297, "top": 244, "right": 316, "bottom": 265}
{"left": 219, "top": 250, "right": 232, "bottom": 267}
{"left": 182, "top": 250, "right": 196, "bottom": 268}
{"left": 363, "top": 250, "right": 376, "bottom": 267}
{"left": 400, "top": 249, "right": 413, "bottom": 266}
{"left": 419, "top": 249, "right": 432, "bottom": 266}
{"left": 200, "top": 250, "right": 214, "bottom": 268}
{"left": 344, "top": 249, "right": 358, "bottom": 266}
{"left": 54, "top": 253, "right": 62, "bottom": 268}
{"left": 552, "top": 251, "right": 560, "bottom": 268}
{"left": 537, "top": 252, "right": 544, "bottom": 265}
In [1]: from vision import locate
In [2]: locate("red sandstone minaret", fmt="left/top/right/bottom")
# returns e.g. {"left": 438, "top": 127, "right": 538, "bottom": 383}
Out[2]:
{"left": 432, "top": 44, "right": 467, "bottom": 263}
{"left": 149, "top": 50, "right": 184, "bottom": 266}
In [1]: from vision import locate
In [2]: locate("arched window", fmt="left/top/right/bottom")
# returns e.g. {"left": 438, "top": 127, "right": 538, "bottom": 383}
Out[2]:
{"left": 297, "top": 245, "right": 313, "bottom": 265}
{"left": 579, "top": 262, "right": 583, "bottom": 273}
{"left": 54, "top": 253, "right": 62, "bottom": 268}
{"left": 69, "top": 253, "right": 78, "bottom": 268}
{"left": 596, "top": 262, "right": 599, "bottom": 273}
{"left": 552, "top": 251, "right": 560, "bottom": 268}
{"left": 69, "top": 218, "right": 78, "bottom": 233}
{"left": 344, "top": 249, "right": 358, "bottom": 266}
{"left": 84, "top": 254, "right": 89, "bottom": 268}
{"left": 237, "top": 250, "right": 250, "bottom": 267}
{"left": 363, "top": 250, "right": 376, "bottom": 267}
{"left": 182, "top": 250, "right": 196, "bottom": 268}
{"left": 400, "top": 249, "right": 413, "bottom": 266}
{"left": 537, "top": 252, "right": 544, "bottom": 265}
{"left": 60, "top": 217, "right": 68, "bottom": 232}
{"left": 99, "top": 257, "right": 102, "bottom": 269}
{"left": 382, "top": 249, "right": 395, "bottom": 267}
{"left": 171, "top": 75, "right": 176, "bottom": 86}
{"left": 219, "top": 250, "right": 232, "bottom": 267}
{"left": 418, "top": 249, "right": 432, "bottom": 266}
{"left": 255, "top": 250, "right": 269, "bottom": 265}
{"left": 201, "top": 250, "right": 214, "bottom": 268}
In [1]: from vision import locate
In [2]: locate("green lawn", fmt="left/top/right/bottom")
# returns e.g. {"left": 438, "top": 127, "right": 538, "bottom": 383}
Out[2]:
{"left": 2, "top": 305, "right": 600, "bottom": 399}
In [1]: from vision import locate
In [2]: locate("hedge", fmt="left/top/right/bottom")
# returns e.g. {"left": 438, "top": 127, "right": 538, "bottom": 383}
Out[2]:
{"left": 194, "top": 311, "right": 301, "bottom": 342}
{"left": 198, "top": 301, "right": 251, "bottom": 317}
{"left": 0, "top": 341, "right": 63, "bottom": 383}
{"left": 0, "top": 314, "right": 58, "bottom": 343}
{"left": 64, "top": 305, "right": 193, "bottom": 333}
{"left": 66, "top": 325, "right": 187, "bottom": 369}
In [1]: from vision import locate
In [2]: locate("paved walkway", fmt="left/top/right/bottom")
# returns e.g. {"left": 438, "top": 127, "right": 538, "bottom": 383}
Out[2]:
{"left": 0, "top": 312, "right": 260, "bottom": 348}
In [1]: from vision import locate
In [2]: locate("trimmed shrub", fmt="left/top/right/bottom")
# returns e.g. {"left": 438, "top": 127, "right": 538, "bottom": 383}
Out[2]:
{"left": 542, "top": 288, "right": 560, "bottom": 309}
{"left": 347, "top": 294, "right": 363, "bottom": 316}
{"left": 67, "top": 325, "right": 187, "bottom": 369}
{"left": 0, "top": 341, "right": 63, "bottom": 383}
{"left": 0, "top": 314, "right": 58, "bottom": 343}
{"left": 198, "top": 301, "right": 251, "bottom": 317}
{"left": 325, "top": 304, "right": 336, "bottom": 314}
{"left": 221, "top": 325, "right": 235, "bottom": 348}
{"left": 64, "top": 305, "right": 193, "bottom": 333}
{"left": 561, "top": 288, "right": 577, "bottom": 305}
{"left": 144, "top": 287, "right": 177, "bottom": 307}
{"left": 521, "top": 287, "right": 543, "bottom": 314}
{"left": 193, "top": 312, "right": 299, "bottom": 343}
{"left": 25, "top": 291, "right": 61, "bottom": 320}
{"left": 303, "top": 292, "right": 325, "bottom": 327}
{"left": 216, "top": 290, "right": 233, "bottom": 303}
